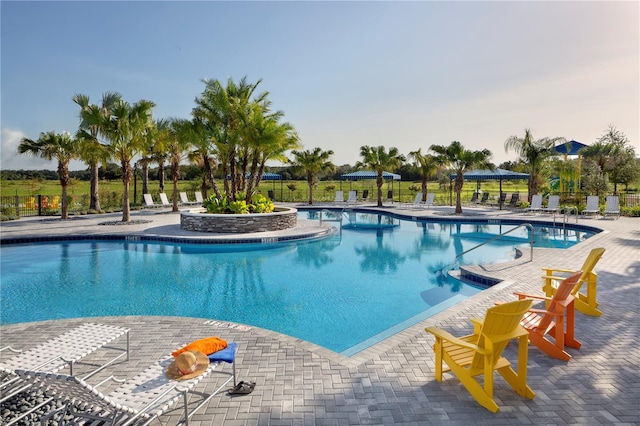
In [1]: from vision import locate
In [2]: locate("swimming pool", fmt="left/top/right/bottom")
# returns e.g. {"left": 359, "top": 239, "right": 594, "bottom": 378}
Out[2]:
{"left": 0, "top": 211, "right": 594, "bottom": 356}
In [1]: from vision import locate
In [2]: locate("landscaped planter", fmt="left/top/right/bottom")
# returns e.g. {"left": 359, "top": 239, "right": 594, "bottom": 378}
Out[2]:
{"left": 180, "top": 207, "right": 297, "bottom": 233}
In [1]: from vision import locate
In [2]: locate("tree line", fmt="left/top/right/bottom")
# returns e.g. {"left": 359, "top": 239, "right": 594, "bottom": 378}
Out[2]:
{"left": 14, "top": 73, "right": 638, "bottom": 220}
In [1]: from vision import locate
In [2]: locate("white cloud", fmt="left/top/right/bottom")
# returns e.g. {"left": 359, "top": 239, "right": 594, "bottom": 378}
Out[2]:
{"left": 1, "top": 128, "right": 51, "bottom": 170}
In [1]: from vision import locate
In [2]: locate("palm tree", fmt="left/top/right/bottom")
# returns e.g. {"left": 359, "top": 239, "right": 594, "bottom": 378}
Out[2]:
{"left": 168, "top": 118, "right": 195, "bottom": 211}
{"left": 100, "top": 99, "right": 155, "bottom": 222}
{"left": 185, "top": 117, "right": 220, "bottom": 198}
{"left": 18, "top": 131, "right": 79, "bottom": 219}
{"left": 504, "top": 129, "right": 564, "bottom": 202}
{"left": 408, "top": 148, "right": 438, "bottom": 202}
{"left": 356, "top": 146, "right": 406, "bottom": 207}
{"left": 430, "top": 141, "right": 493, "bottom": 214}
{"left": 291, "top": 147, "right": 335, "bottom": 205}
{"left": 72, "top": 92, "right": 122, "bottom": 212}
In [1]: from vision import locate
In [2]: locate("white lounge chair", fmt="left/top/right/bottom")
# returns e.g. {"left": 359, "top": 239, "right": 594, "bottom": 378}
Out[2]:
{"left": 541, "top": 195, "right": 560, "bottom": 213}
{"left": 525, "top": 194, "right": 543, "bottom": 214}
{"left": 17, "top": 345, "right": 236, "bottom": 426}
{"left": 143, "top": 194, "right": 161, "bottom": 208}
{"left": 180, "top": 192, "right": 199, "bottom": 206}
{"left": 401, "top": 192, "right": 424, "bottom": 210}
{"left": 424, "top": 192, "right": 435, "bottom": 209}
{"left": 1, "top": 323, "right": 129, "bottom": 424}
{"left": 159, "top": 193, "right": 171, "bottom": 206}
{"left": 346, "top": 190, "right": 357, "bottom": 205}
{"left": 604, "top": 195, "right": 620, "bottom": 219}
{"left": 195, "top": 191, "right": 204, "bottom": 203}
{"left": 582, "top": 196, "right": 600, "bottom": 217}
{"left": 332, "top": 190, "right": 344, "bottom": 205}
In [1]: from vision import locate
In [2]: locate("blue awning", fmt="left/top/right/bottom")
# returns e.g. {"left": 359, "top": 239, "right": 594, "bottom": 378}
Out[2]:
{"left": 555, "top": 140, "right": 588, "bottom": 155}
{"left": 449, "top": 168, "right": 529, "bottom": 180}
{"left": 261, "top": 172, "right": 282, "bottom": 180}
{"left": 341, "top": 170, "right": 401, "bottom": 181}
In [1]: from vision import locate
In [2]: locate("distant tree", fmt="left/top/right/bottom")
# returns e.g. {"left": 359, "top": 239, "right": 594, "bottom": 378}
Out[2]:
{"left": 504, "top": 129, "right": 564, "bottom": 202}
{"left": 408, "top": 148, "right": 438, "bottom": 202}
{"left": 430, "top": 141, "right": 493, "bottom": 214}
{"left": 291, "top": 147, "right": 335, "bottom": 205}
{"left": 18, "top": 131, "right": 79, "bottom": 219}
{"left": 356, "top": 146, "right": 405, "bottom": 207}
{"left": 582, "top": 125, "right": 637, "bottom": 194}
{"left": 167, "top": 118, "right": 196, "bottom": 211}
{"left": 73, "top": 91, "right": 122, "bottom": 212}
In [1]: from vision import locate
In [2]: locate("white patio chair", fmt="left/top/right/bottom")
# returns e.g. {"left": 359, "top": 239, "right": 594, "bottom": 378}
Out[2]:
{"left": 18, "top": 347, "right": 235, "bottom": 426}
{"left": 332, "top": 190, "right": 344, "bottom": 205}
{"left": 581, "top": 196, "right": 600, "bottom": 217}
{"left": 1, "top": 323, "right": 129, "bottom": 424}
{"left": 179, "top": 192, "right": 199, "bottom": 206}
{"left": 194, "top": 192, "right": 204, "bottom": 203}
{"left": 524, "top": 194, "right": 543, "bottom": 214}
{"left": 159, "top": 193, "right": 171, "bottom": 206}
{"left": 541, "top": 195, "right": 560, "bottom": 213}
{"left": 604, "top": 195, "right": 620, "bottom": 219}
{"left": 401, "top": 192, "right": 424, "bottom": 210}
{"left": 346, "top": 190, "right": 357, "bottom": 206}
{"left": 424, "top": 192, "right": 435, "bottom": 209}
{"left": 143, "top": 194, "right": 161, "bottom": 208}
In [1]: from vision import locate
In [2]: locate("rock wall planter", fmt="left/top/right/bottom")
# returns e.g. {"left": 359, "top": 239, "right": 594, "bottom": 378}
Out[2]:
{"left": 180, "top": 207, "right": 297, "bottom": 233}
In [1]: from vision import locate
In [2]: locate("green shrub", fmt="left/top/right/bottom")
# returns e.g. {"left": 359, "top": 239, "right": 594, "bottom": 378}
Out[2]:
{"left": 621, "top": 206, "right": 640, "bottom": 217}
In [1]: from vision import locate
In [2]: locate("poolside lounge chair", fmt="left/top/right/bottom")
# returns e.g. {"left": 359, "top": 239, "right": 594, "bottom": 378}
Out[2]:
{"left": 361, "top": 189, "right": 369, "bottom": 202}
{"left": 180, "top": 192, "right": 199, "bottom": 206}
{"left": 1, "top": 323, "right": 129, "bottom": 423}
{"left": 332, "top": 190, "right": 344, "bottom": 205}
{"left": 581, "top": 196, "right": 600, "bottom": 217}
{"left": 468, "top": 192, "right": 479, "bottom": 204}
{"left": 479, "top": 192, "right": 489, "bottom": 205}
{"left": 603, "top": 195, "right": 620, "bottom": 219}
{"left": 143, "top": 194, "right": 162, "bottom": 208}
{"left": 524, "top": 195, "right": 543, "bottom": 214}
{"left": 401, "top": 192, "right": 425, "bottom": 210}
{"left": 425, "top": 299, "right": 535, "bottom": 413}
{"left": 17, "top": 345, "right": 236, "bottom": 426}
{"left": 159, "top": 193, "right": 171, "bottom": 206}
{"left": 386, "top": 190, "right": 394, "bottom": 203}
{"left": 509, "top": 272, "right": 582, "bottom": 361}
{"left": 424, "top": 192, "right": 435, "bottom": 209}
{"left": 346, "top": 190, "right": 357, "bottom": 206}
{"left": 195, "top": 191, "right": 204, "bottom": 203}
{"left": 541, "top": 195, "right": 560, "bottom": 214}
{"left": 542, "top": 247, "right": 606, "bottom": 316}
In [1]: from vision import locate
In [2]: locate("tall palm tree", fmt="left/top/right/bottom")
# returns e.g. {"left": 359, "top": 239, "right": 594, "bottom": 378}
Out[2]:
{"left": 100, "top": 99, "right": 155, "bottom": 222}
{"left": 408, "top": 148, "right": 438, "bottom": 202}
{"left": 18, "top": 131, "right": 79, "bottom": 219}
{"left": 72, "top": 92, "right": 122, "bottom": 212}
{"left": 168, "top": 118, "right": 195, "bottom": 211}
{"left": 356, "top": 146, "right": 406, "bottom": 207}
{"left": 193, "top": 76, "right": 269, "bottom": 200}
{"left": 183, "top": 117, "right": 220, "bottom": 198}
{"left": 291, "top": 147, "right": 335, "bottom": 205}
{"left": 430, "top": 141, "right": 493, "bottom": 214}
{"left": 504, "top": 129, "right": 564, "bottom": 202}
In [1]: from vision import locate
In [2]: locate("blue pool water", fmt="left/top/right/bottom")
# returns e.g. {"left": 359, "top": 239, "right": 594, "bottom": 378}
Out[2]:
{"left": 0, "top": 212, "right": 593, "bottom": 355}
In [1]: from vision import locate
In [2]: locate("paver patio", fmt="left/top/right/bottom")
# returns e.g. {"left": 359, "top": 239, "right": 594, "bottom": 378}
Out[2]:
{"left": 1, "top": 205, "right": 639, "bottom": 425}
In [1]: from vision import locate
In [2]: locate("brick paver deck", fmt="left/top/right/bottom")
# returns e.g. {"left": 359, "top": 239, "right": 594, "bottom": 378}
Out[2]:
{"left": 1, "top": 205, "right": 638, "bottom": 425}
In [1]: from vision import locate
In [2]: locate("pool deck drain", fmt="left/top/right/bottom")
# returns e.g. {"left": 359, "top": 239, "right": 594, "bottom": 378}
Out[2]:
{"left": 1, "top": 204, "right": 639, "bottom": 425}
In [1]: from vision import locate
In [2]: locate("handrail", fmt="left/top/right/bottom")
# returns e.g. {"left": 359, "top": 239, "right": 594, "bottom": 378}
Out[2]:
{"left": 564, "top": 207, "right": 578, "bottom": 224}
{"left": 456, "top": 223, "right": 535, "bottom": 262}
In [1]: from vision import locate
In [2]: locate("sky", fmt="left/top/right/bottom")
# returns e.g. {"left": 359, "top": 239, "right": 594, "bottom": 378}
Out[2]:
{"left": 1, "top": 1, "right": 638, "bottom": 171}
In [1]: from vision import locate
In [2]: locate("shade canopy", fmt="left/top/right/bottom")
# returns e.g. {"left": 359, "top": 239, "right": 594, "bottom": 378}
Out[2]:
{"left": 449, "top": 168, "right": 529, "bottom": 181}
{"left": 341, "top": 170, "right": 401, "bottom": 181}
{"left": 555, "top": 140, "right": 588, "bottom": 155}
{"left": 261, "top": 172, "right": 282, "bottom": 180}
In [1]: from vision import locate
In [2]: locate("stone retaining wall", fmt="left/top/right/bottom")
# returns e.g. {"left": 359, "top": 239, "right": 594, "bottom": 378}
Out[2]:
{"left": 180, "top": 207, "right": 297, "bottom": 233}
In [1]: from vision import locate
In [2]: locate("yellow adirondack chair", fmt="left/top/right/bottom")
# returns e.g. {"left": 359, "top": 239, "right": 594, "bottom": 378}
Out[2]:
{"left": 425, "top": 299, "right": 535, "bottom": 413}
{"left": 513, "top": 272, "right": 582, "bottom": 361}
{"left": 542, "top": 247, "right": 605, "bottom": 316}
{"left": 50, "top": 195, "right": 60, "bottom": 209}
